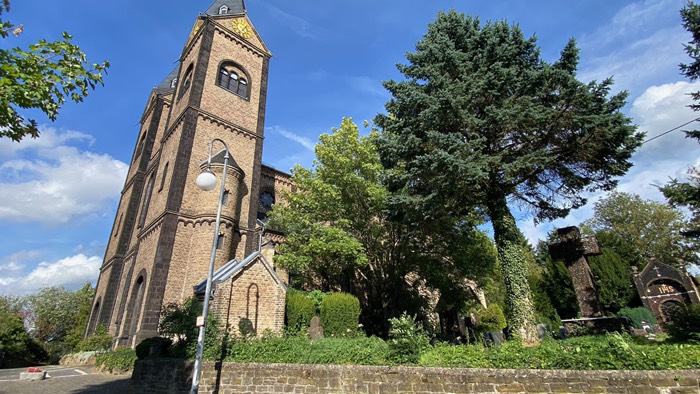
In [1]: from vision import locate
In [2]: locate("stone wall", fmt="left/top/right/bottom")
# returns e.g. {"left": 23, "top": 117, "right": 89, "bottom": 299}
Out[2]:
{"left": 130, "top": 359, "right": 700, "bottom": 393}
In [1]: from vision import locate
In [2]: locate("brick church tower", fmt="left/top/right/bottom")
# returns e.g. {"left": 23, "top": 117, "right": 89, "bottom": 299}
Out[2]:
{"left": 88, "top": 1, "right": 288, "bottom": 347}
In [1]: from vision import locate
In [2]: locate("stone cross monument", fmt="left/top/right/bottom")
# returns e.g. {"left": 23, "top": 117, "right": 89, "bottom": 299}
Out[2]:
{"left": 548, "top": 226, "right": 604, "bottom": 317}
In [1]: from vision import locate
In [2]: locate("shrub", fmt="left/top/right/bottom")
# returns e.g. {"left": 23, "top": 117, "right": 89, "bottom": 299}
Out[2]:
{"left": 387, "top": 312, "right": 431, "bottom": 365}
{"left": 320, "top": 292, "right": 360, "bottom": 337}
{"left": 665, "top": 303, "right": 700, "bottom": 341}
{"left": 477, "top": 304, "right": 507, "bottom": 332}
{"left": 95, "top": 348, "right": 137, "bottom": 373}
{"left": 308, "top": 290, "right": 328, "bottom": 315}
{"left": 617, "top": 307, "right": 655, "bottom": 329}
{"left": 285, "top": 290, "right": 315, "bottom": 334}
{"left": 78, "top": 324, "right": 112, "bottom": 352}
{"left": 157, "top": 298, "right": 223, "bottom": 360}
{"left": 225, "top": 335, "right": 388, "bottom": 365}
{"left": 135, "top": 337, "right": 172, "bottom": 359}
{"left": 419, "top": 333, "right": 700, "bottom": 370}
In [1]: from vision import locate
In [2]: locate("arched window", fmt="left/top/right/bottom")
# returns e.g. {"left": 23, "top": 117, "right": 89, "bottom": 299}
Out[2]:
{"left": 218, "top": 5, "right": 228, "bottom": 14}
{"left": 178, "top": 64, "right": 194, "bottom": 100}
{"left": 216, "top": 62, "right": 249, "bottom": 98}
{"left": 158, "top": 162, "right": 169, "bottom": 192}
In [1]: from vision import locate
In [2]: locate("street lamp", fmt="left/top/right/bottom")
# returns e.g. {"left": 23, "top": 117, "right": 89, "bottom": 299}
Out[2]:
{"left": 190, "top": 138, "right": 230, "bottom": 394}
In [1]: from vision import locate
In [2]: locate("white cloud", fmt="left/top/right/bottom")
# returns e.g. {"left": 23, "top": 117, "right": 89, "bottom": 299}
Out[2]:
{"left": 0, "top": 253, "right": 101, "bottom": 295}
{"left": 267, "top": 126, "right": 316, "bottom": 152}
{"left": 0, "top": 127, "right": 128, "bottom": 225}
{"left": 260, "top": 2, "right": 317, "bottom": 39}
{"left": 578, "top": 0, "right": 687, "bottom": 95}
{"left": 519, "top": 81, "right": 700, "bottom": 246}
{"left": 344, "top": 76, "right": 390, "bottom": 99}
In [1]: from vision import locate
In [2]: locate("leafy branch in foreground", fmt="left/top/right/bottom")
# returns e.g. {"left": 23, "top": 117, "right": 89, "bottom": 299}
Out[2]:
{"left": 0, "top": 0, "right": 109, "bottom": 141}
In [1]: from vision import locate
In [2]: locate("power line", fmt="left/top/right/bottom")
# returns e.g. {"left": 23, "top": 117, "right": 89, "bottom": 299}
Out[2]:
{"left": 642, "top": 117, "right": 700, "bottom": 144}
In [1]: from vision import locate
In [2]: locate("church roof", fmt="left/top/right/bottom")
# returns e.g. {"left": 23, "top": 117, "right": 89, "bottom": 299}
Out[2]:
{"left": 205, "top": 0, "right": 245, "bottom": 16}
{"left": 193, "top": 250, "right": 287, "bottom": 296}
{"left": 155, "top": 65, "right": 181, "bottom": 94}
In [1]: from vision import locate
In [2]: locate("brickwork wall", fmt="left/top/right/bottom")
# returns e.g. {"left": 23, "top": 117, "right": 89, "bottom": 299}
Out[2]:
{"left": 130, "top": 360, "right": 700, "bottom": 394}
{"left": 209, "top": 257, "right": 286, "bottom": 335}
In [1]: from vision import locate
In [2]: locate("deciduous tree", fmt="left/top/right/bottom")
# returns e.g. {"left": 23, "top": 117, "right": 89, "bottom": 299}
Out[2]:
{"left": 583, "top": 192, "right": 697, "bottom": 268}
{"left": 0, "top": 0, "right": 109, "bottom": 141}
{"left": 375, "top": 11, "right": 642, "bottom": 339}
{"left": 270, "top": 118, "right": 496, "bottom": 336}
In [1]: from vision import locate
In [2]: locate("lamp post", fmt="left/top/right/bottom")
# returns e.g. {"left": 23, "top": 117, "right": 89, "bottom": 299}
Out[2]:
{"left": 190, "top": 138, "right": 230, "bottom": 394}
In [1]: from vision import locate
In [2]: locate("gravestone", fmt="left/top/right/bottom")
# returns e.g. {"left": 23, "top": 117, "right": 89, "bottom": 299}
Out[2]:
{"left": 548, "top": 226, "right": 604, "bottom": 317}
{"left": 309, "top": 316, "right": 324, "bottom": 340}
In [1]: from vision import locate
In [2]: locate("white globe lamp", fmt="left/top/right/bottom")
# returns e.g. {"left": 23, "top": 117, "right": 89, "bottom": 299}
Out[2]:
{"left": 195, "top": 169, "right": 217, "bottom": 191}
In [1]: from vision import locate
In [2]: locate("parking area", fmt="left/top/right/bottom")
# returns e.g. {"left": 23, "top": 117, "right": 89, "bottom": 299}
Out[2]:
{"left": 0, "top": 366, "right": 130, "bottom": 394}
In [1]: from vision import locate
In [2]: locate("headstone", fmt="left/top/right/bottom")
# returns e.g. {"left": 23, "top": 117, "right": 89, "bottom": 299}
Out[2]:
{"left": 536, "top": 323, "right": 551, "bottom": 339}
{"left": 309, "top": 316, "right": 324, "bottom": 340}
{"left": 549, "top": 226, "right": 604, "bottom": 317}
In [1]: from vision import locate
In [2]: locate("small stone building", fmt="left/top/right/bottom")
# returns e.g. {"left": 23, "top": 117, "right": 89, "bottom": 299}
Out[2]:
{"left": 87, "top": 1, "right": 292, "bottom": 348}
{"left": 632, "top": 260, "right": 700, "bottom": 325}
{"left": 194, "top": 248, "right": 287, "bottom": 335}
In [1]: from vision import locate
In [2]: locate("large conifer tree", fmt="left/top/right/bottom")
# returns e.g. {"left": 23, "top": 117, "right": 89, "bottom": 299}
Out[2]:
{"left": 375, "top": 11, "right": 643, "bottom": 339}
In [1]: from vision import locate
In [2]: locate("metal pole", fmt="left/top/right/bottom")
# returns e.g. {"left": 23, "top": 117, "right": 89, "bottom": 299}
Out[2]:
{"left": 191, "top": 139, "right": 229, "bottom": 394}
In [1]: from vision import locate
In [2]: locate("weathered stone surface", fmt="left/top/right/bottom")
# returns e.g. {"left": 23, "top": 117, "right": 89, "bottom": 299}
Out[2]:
{"left": 548, "top": 226, "right": 604, "bottom": 317}
{"left": 309, "top": 316, "right": 324, "bottom": 340}
{"left": 19, "top": 371, "right": 46, "bottom": 381}
{"left": 129, "top": 360, "right": 700, "bottom": 394}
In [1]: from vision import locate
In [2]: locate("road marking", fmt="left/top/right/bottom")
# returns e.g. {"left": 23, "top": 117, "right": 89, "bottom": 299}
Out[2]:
{"left": 75, "top": 369, "right": 88, "bottom": 375}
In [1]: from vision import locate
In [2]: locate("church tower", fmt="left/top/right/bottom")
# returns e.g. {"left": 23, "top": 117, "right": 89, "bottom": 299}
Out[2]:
{"left": 88, "top": 1, "right": 272, "bottom": 347}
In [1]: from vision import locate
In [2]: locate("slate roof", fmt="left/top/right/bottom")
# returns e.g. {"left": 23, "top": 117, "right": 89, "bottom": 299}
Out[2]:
{"left": 200, "top": 148, "right": 243, "bottom": 172}
{"left": 155, "top": 65, "right": 181, "bottom": 94}
{"left": 193, "top": 250, "right": 287, "bottom": 296}
{"left": 205, "top": 0, "right": 245, "bottom": 16}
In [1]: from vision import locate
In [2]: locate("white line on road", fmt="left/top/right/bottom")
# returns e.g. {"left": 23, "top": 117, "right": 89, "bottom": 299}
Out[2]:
{"left": 75, "top": 369, "right": 88, "bottom": 375}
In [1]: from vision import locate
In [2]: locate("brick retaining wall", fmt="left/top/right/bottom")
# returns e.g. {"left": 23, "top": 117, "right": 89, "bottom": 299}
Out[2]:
{"left": 129, "top": 359, "right": 700, "bottom": 393}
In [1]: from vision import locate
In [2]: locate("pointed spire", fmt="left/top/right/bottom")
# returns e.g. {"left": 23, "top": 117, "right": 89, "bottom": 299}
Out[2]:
{"left": 205, "top": 0, "right": 245, "bottom": 17}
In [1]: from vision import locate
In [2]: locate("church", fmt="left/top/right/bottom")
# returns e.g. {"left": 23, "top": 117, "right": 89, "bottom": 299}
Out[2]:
{"left": 87, "top": 1, "right": 291, "bottom": 347}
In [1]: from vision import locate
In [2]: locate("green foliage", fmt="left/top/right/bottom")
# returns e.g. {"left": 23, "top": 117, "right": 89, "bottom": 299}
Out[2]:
{"left": 307, "top": 290, "right": 327, "bottom": 315}
{"left": 225, "top": 335, "right": 389, "bottom": 365}
{"left": 77, "top": 324, "right": 112, "bottom": 352}
{"left": 421, "top": 333, "right": 700, "bottom": 370}
{"left": 665, "top": 303, "right": 700, "bottom": 341}
{"left": 158, "top": 298, "right": 199, "bottom": 345}
{"left": 583, "top": 192, "right": 698, "bottom": 268}
{"left": 477, "top": 304, "right": 507, "bottom": 332}
{"left": 64, "top": 283, "right": 95, "bottom": 352}
{"left": 617, "top": 307, "right": 655, "bottom": 330}
{"left": 95, "top": 348, "right": 137, "bottom": 373}
{"left": 659, "top": 2, "right": 700, "bottom": 239}
{"left": 527, "top": 272, "right": 561, "bottom": 327}
{"left": 320, "top": 292, "right": 360, "bottom": 337}
{"left": 135, "top": 337, "right": 172, "bottom": 359}
{"left": 498, "top": 239, "right": 537, "bottom": 340}
{"left": 376, "top": 10, "right": 642, "bottom": 339}
{"left": 0, "top": 297, "right": 46, "bottom": 366}
{"left": 387, "top": 312, "right": 431, "bottom": 364}
{"left": 25, "top": 284, "right": 94, "bottom": 360}
{"left": 269, "top": 118, "right": 494, "bottom": 337}
{"left": 662, "top": 166, "right": 700, "bottom": 239}
{"left": 0, "top": 1, "right": 109, "bottom": 141}
{"left": 158, "top": 297, "right": 223, "bottom": 360}
{"left": 588, "top": 248, "right": 636, "bottom": 313}
{"left": 285, "top": 290, "right": 316, "bottom": 334}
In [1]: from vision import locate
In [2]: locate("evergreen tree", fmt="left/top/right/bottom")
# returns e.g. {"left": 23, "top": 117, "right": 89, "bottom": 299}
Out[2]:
{"left": 660, "top": 1, "right": 700, "bottom": 238}
{"left": 587, "top": 248, "right": 636, "bottom": 314}
{"left": 375, "top": 11, "right": 642, "bottom": 339}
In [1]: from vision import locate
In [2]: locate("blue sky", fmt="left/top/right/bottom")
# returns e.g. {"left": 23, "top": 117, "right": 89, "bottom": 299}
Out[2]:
{"left": 1, "top": 0, "right": 698, "bottom": 295}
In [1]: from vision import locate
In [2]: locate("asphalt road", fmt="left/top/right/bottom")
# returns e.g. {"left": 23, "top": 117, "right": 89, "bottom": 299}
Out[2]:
{"left": 0, "top": 365, "right": 130, "bottom": 394}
